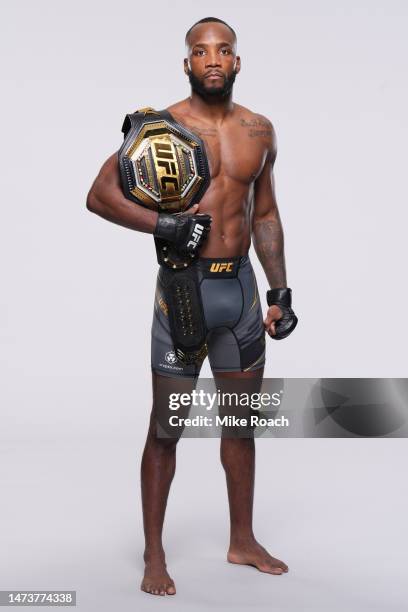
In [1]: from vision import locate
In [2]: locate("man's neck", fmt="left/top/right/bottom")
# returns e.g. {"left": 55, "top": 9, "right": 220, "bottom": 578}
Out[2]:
{"left": 188, "top": 91, "right": 234, "bottom": 124}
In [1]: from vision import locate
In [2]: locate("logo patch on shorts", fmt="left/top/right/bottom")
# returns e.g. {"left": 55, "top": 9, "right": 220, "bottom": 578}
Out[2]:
{"left": 165, "top": 351, "right": 178, "bottom": 364}
{"left": 210, "top": 261, "right": 233, "bottom": 273}
{"left": 200, "top": 259, "right": 240, "bottom": 278}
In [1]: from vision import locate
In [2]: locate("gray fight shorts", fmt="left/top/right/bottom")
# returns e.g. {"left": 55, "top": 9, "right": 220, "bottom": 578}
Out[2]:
{"left": 151, "top": 255, "right": 266, "bottom": 378}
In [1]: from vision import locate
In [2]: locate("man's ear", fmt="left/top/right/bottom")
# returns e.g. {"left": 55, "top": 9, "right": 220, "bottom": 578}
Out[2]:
{"left": 183, "top": 58, "right": 189, "bottom": 75}
{"left": 235, "top": 55, "right": 241, "bottom": 74}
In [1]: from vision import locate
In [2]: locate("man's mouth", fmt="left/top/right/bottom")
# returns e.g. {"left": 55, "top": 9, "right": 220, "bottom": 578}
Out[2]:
{"left": 205, "top": 71, "right": 224, "bottom": 78}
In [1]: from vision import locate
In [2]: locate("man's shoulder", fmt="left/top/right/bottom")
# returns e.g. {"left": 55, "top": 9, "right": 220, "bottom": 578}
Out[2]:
{"left": 234, "top": 104, "right": 276, "bottom": 154}
{"left": 166, "top": 99, "right": 189, "bottom": 115}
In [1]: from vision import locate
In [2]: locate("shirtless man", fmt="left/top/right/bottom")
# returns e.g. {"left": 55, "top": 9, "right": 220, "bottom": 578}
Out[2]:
{"left": 86, "top": 16, "right": 297, "bottom": 596}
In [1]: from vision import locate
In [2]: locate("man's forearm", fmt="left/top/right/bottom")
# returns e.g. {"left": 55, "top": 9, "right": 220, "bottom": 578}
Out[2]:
{"left": 86, "top": 186, "right": 158, "bottom": 233}
{"left": 86, "top": 154, "right": 158, "bottom": 233}
{"left": 252, "top": 214, "right": 287, "bottom": 288}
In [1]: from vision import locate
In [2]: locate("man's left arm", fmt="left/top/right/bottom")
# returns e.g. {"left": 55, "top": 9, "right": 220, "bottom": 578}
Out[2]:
{"left": 251, "top": 121, "right": 298, "bottom": 339}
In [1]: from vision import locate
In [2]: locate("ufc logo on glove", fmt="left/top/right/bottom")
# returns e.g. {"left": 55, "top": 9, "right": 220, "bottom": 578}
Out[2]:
{"left": 187, "top": 223, "right": 204, "bottom": 249}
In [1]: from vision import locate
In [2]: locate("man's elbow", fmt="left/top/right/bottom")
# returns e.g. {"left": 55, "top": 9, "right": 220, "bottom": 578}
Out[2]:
{"left": 86, "top": 189, "right": 101, "bottom": 214}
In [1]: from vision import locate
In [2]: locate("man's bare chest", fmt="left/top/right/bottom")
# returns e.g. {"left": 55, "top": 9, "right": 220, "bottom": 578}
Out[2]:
{"left": 174, "top": 116, "right": 267, "bottom": 184}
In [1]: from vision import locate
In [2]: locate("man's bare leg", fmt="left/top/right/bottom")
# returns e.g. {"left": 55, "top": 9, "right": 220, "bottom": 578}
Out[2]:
{"left": 140, "top": 372, "right": 196, "bottom": 596}
{"left": 216, "top": 368, "right": 289, "bottom": 575}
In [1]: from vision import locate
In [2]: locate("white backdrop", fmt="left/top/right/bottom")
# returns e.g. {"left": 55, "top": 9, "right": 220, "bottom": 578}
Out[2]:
{"left": 1, "top": 1, "right": 408, "bottom": 610}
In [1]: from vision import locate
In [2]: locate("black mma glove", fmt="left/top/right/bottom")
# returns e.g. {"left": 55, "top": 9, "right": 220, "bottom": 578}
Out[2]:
{"left": 266, "top": 288, "right": 298, "bottom": 340}
{"left": 154, "top": 213, "right": 212, "bottom": 255}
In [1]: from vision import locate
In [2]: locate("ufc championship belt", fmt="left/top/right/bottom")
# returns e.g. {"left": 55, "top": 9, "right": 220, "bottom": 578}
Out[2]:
{"left": 118, "top": 107, "right": 210, "bottom": 366}
{"left": 118, "top": 106, "right": 210, "bottom": 268}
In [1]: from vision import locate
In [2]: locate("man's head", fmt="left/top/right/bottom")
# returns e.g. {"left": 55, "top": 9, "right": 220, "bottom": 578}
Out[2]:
{"left": 184, "top": 17, "right": 240, "bottom": 99}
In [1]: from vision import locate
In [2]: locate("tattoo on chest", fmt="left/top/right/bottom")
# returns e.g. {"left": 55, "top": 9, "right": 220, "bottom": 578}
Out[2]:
{"left": 240, "top": 118, "right": 272, "bottom": 138}
{"left": 187, "top": 125, "right": 218, "bottom": 137}
{"left": 172, "top": 117, "right": 216, "bottom": 168}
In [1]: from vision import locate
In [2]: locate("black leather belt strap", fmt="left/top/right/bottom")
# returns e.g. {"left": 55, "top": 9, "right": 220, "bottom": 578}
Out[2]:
{"left": 159, "top": 265, "right": 208, "bottom": 366}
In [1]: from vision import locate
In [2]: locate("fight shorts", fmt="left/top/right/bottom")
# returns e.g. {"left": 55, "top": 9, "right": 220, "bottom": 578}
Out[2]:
{"left": 151, "top": 255, "right": 266, "bottom": 378}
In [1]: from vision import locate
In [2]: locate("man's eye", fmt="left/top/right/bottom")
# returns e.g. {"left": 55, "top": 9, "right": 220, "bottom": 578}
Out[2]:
{"left": 195, "top": 49, "right": 205, "bottom": 56}
{"left": 220, "top": 48, "right": 231, "bottom": 55}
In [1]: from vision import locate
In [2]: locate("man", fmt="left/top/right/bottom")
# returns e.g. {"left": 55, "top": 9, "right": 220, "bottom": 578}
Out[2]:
{"left": 87, "top": 17, "right": 297, "bottom": 596}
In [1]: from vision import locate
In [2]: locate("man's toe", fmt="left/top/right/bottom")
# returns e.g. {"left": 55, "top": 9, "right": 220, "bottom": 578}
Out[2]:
{"left": 263, "top": 565, "right": 283, "bottom": 574}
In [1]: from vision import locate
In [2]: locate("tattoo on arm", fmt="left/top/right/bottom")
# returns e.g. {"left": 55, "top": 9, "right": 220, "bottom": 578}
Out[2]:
{"left": 249, "top": 128, "right": 272, "bottom": 138}
{"left": 252, "top": 217, "right": 287, "bottom": 288}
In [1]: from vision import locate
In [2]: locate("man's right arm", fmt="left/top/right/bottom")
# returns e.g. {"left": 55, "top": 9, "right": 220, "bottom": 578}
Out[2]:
{"left": 86, "top": 152, "right": 158, "bottom": 233}
{"left": 86, "top": 152, "right": 213, "bottom": 253}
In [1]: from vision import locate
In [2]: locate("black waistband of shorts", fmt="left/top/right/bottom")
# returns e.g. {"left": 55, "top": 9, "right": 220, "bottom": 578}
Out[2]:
{"left": 195, "top": 255, "right": 249, "bottom": 278}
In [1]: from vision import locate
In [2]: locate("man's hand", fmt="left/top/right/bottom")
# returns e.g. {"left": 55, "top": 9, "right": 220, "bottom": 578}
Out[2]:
{"left": 265, "top": 288, "right": 298, "bottom": 340}
{"left": 264, "top": 305, "right": 283, "bottom": 337}
{"left": 154, "top": 204, "right": 212, "bottom": 255}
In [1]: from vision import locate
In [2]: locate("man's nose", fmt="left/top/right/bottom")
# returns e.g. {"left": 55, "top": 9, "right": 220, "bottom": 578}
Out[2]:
{"left": 205, "top": 51, "right": 221, "bottom": 67}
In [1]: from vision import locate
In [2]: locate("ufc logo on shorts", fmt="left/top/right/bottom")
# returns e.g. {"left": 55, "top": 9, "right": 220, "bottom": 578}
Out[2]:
{"left": 210, "top": 262, "right": 233, "bottom": 273}
{"left": 187, "top": 223, "right": 204, "bottom": 249}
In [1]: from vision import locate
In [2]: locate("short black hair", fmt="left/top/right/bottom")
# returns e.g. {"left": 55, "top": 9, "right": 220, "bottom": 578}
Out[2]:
{"left": 185, "top": 17, "right": 237, "bottom": 46}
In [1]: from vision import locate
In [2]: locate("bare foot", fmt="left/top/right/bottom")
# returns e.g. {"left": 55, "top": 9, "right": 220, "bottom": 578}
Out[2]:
{"left": 227, "top": 538, "right": 288, "bottom": 575}
{"left": 141, "top": 551, "right": 176, "bottom": 596}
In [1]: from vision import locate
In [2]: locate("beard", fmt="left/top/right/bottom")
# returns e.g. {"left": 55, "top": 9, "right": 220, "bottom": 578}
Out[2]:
{"left": 187, "top": 68, "right": 237, "bottom": 99}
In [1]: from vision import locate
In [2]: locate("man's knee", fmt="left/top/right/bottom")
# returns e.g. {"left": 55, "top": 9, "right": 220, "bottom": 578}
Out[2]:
{"left": 150, "top": 371, "right": 198, "bottom": 440}
{"left": 146, "top": 409, "right": 183, "bottom": 448}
